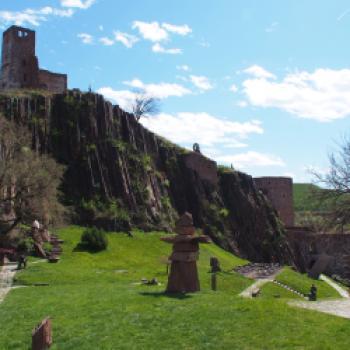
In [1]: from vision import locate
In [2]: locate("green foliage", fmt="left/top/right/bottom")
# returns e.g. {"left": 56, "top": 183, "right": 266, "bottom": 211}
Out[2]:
{"left": 80, "top": 226, "right": 108, "bottom": 252}
{"left": 80, "top": 197, "right": 130, "bottom": 222}
{"left": 218, "top": 164, "right": 234, "bottom": 174}
{"left": 219, "top": 207, "right": 230, "bottom": 218}
{"left": 109, "top": 139, "right": 128, "bottom": 152}
{"left": 16, "top": 238, "right": 33, "bottom": 253}
{"left": 293, "top": 183, "right": 332, "bottom": 212}
{"left": 160, "top": 196, "right": 172, "bottom": 210}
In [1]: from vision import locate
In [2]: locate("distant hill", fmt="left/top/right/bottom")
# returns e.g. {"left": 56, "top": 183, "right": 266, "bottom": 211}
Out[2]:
{"left": 293, "top": 183, "right": 331, "bottom": 212}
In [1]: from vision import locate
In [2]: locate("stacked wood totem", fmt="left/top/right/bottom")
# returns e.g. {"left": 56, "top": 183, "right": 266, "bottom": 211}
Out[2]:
{"left": 161, "top": 212, "right": 211, "bottom": 293}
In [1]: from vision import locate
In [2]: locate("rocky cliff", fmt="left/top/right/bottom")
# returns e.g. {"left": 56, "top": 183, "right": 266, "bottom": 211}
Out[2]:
{"left": 0, "top": 90, "right": 292, "bottom": 263}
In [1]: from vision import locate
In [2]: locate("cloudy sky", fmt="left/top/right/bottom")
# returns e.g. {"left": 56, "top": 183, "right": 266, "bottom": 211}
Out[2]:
{"left": 2, "top": 0, "right": 350, "bottom": 182}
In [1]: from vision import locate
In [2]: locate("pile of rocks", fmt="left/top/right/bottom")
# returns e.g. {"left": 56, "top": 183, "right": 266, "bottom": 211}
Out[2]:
{"left": 48, "top": 235, "right": 63, "bottom": 263}
{"left": 234, "top": 263, "right": 281, "bottom": 279}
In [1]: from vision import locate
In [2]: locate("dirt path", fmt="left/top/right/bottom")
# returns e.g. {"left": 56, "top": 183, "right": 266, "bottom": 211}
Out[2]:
{"left": 0, "top": 263, "right": 18, "bottom": 304}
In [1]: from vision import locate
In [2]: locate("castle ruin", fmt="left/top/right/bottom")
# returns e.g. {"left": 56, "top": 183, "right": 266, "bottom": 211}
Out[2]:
{"left": 254, "top": 176, "right": 294, "bottom": 227}
{"left": 0, "top": 26, "right": 67, "bottom": 93}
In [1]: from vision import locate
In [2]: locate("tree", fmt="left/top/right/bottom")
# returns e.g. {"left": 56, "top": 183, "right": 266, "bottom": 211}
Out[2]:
{"left": 131, "top": 92, "right": 160, "bottom": 122}
{"left": 312, "top": 138, "right": 350, "bottom": 232}
{"left": 0, "top": 116, "right": 65, "bottom": 235}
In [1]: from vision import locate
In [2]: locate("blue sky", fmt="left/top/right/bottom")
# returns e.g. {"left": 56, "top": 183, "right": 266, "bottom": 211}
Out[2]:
{"left": 2, "top": 1, "right": 350, "bottom": 182}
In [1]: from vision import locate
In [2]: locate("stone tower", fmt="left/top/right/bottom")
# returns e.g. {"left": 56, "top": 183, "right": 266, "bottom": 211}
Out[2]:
{"left": 0, "top": 25, "right": 67, "bottom": 93}
{"left": 254, "top": 176, "right": 294, "bottom": 227}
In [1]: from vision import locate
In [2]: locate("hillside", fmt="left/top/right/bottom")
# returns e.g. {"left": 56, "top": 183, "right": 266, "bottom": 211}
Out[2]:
{"left": 294, "top": 183, "right": 331, "bottom": 212}
{"left": 0, "top": 90, "right": 291, "bottom": 263}
{"left": 0, "top": 227, "right": 348, "bottom": 349}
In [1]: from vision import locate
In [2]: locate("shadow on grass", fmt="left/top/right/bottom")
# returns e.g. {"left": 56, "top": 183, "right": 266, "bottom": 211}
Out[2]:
{"left": 140, "top": 291, "right": 193, "bottom": 300}
{"left": 72, "top": 243, "right": 102, "bottom": 254}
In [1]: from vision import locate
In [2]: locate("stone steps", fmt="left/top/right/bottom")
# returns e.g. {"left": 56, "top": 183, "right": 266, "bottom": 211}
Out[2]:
{"left": 272, "top": 280, "right": 307, "bottom": 299}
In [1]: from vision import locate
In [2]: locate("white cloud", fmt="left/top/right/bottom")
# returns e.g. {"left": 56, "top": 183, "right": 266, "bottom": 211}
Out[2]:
{"left": 123, "top": 79, "right": 192, "bottom": 99}
{"left": 114, "top": 31, "right": 139, "bottom": 48}
{"left": 0, "top": 7, "right": 73, "bottom": 26}
{"left": 161, "top": 23, "right": 192, "bottom": 36}
{"left": 190, "top": 75, "right": 213, "bottom": 91}
{"left": 60, "top": 0, "right": 96, "bottom": 9}
{"left": 216, "top": 151, "right": 285, "bottom": 169}
{"left": 152, "top": 43, "right": 182, "bottom": 54}
{"left": 242, "top": 67, "right": 350, "bottom": 122}
{"left": 237, "top": 101, "right": 248, "bottom": 108}
{"left": 78, "top": 33, "right": 93, "bottom": 44}
{"left": 265, "top": 21, "right": 279, "bottom": 33}
{"left": 99, "top": 37, "right": 114, "bottom": 46}
{"left": 176, "top": 65, "right": 190, "bottom": 72}
{"left": 243, "top": 65, "right": 276, "bottom": 79}
{"left": 97, "top": 87, "right": 137, "bottom": 110}
{"left": 230, "top": 84, "right": 238, "bottom": 93}
{"left": 98, "top": 25, "right": 104, "bottom": 31}
{"left": 132, "top": 21, "right": 168, "bottom": 42}
{"left": 140, "top": 113, "right": 263, "bottom": 148}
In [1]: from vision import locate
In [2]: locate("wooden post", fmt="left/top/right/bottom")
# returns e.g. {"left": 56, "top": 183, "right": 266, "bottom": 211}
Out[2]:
{"left": 211, "top": 273, "right": 217, "bottom": 291}
{"left": 32, "top": 317, "right": 52, "bottom": 350}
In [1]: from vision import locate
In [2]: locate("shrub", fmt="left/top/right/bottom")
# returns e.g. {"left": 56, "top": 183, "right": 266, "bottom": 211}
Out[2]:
{"left": 80, "top": 227, "right": 108, "bottom": 252}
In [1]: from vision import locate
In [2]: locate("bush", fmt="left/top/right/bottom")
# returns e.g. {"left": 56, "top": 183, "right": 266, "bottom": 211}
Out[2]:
{"left": 80, "top": 227, "right": 108, "bottom": 252}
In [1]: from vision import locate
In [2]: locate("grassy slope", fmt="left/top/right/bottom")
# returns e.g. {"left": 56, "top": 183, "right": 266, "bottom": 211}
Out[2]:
{"left": 293, "top": 183, "right": 328, "bottom": 212}
{"left": 1, "top": 227, "right": 350, "bottom": 349}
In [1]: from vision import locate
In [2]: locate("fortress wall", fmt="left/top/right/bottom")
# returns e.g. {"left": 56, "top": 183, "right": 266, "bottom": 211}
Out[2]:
{"left": 254, "top": 177, "right": 294, "bottom": 227}
{"left": 39, "top": 70, "right": 67, "bottom": 94}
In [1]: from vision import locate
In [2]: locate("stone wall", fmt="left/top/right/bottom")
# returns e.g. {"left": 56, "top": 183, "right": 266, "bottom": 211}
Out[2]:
{"left": 38, "top": 70, "right": 67, "bottom": 94}
{"left": 254, "top": 177, "right": 294, "bottom": 227}
{"left": 0, "top": 26, "right": 67, "bottom": 93}
{"left": 287, "top": 228, "right": 350, "bottom": 279}
{"left": 183, "top": 152, "right": 218, "bottom": 185}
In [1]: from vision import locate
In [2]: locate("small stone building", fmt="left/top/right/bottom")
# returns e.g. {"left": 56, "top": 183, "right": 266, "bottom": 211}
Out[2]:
{"left": 254, "top": 176, "right": 294, "bottom": 227}
{"left": 0, "top": 25, "right": 67, "bottom": 93}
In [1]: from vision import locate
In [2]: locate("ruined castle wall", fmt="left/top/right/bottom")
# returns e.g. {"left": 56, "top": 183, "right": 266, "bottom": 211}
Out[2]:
{"left": 0, "top": 26, "right": 39, "bottom": 90}
{"left": 38, "top": 70, "right": 67, "bottom": 94}
{"left": 0, "top": 26, "right": 66, "bottom": 93}
{"left": 287, "top": 229, "right": 350, "bottom": 279}
{"left": 183, "top": 153, "right": 218, "bottom": 185}
{"left": 254, "top": 177, "right": 294, "bottom": 227}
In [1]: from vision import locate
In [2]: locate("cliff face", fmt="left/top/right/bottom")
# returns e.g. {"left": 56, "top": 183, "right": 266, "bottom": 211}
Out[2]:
{"left": 0, "top": 90, "right": 292, "bottom": 263}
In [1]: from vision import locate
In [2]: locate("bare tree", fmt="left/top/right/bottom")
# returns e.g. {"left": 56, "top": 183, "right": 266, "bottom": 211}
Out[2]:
{"left": 311, "top": 138, "right": 350, "bottom": 232}
{"left": 0, "top": 116, "right": 65, "bottom": 235}
{"left": 131, "top": 92, "right": 160, "bottom": 122}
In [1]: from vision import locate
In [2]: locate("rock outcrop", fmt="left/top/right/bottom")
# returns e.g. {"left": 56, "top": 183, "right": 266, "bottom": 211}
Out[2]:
{"left": 0, "top": 90, "right": 293, "bottom": 263}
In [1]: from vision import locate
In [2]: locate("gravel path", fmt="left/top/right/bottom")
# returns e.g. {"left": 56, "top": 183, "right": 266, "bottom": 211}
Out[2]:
{"left": 0, "top": 263, "right": 18, "bottom": 304}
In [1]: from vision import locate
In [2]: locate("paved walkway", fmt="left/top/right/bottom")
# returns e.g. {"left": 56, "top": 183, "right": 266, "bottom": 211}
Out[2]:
{"left": 240, "top": 278, "right": 273, "bottom": 298}
{"left": 289, "top": 299, "right": 350, "bottom": 319}
{"left": 0, "top": 263, "right": 18, "bottom": 303}
{"left": 319, "top": 274, "right": 350, "bottom": 298}
{"left": 289, "top": 274, "right": 350, "bottom": 319}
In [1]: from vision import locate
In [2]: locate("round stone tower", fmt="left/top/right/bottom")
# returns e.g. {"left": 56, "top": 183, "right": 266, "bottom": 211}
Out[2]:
{"left": 254, "top": 176, "right": 294, "bottom": 227}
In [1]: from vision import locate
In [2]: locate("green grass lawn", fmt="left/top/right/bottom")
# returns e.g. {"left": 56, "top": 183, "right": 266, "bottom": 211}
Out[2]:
{"left": 1, "top": 226, "right": 350, "bottom": 349}
{"left": 275, "top": 267, "right": 341, "bottom": 299}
